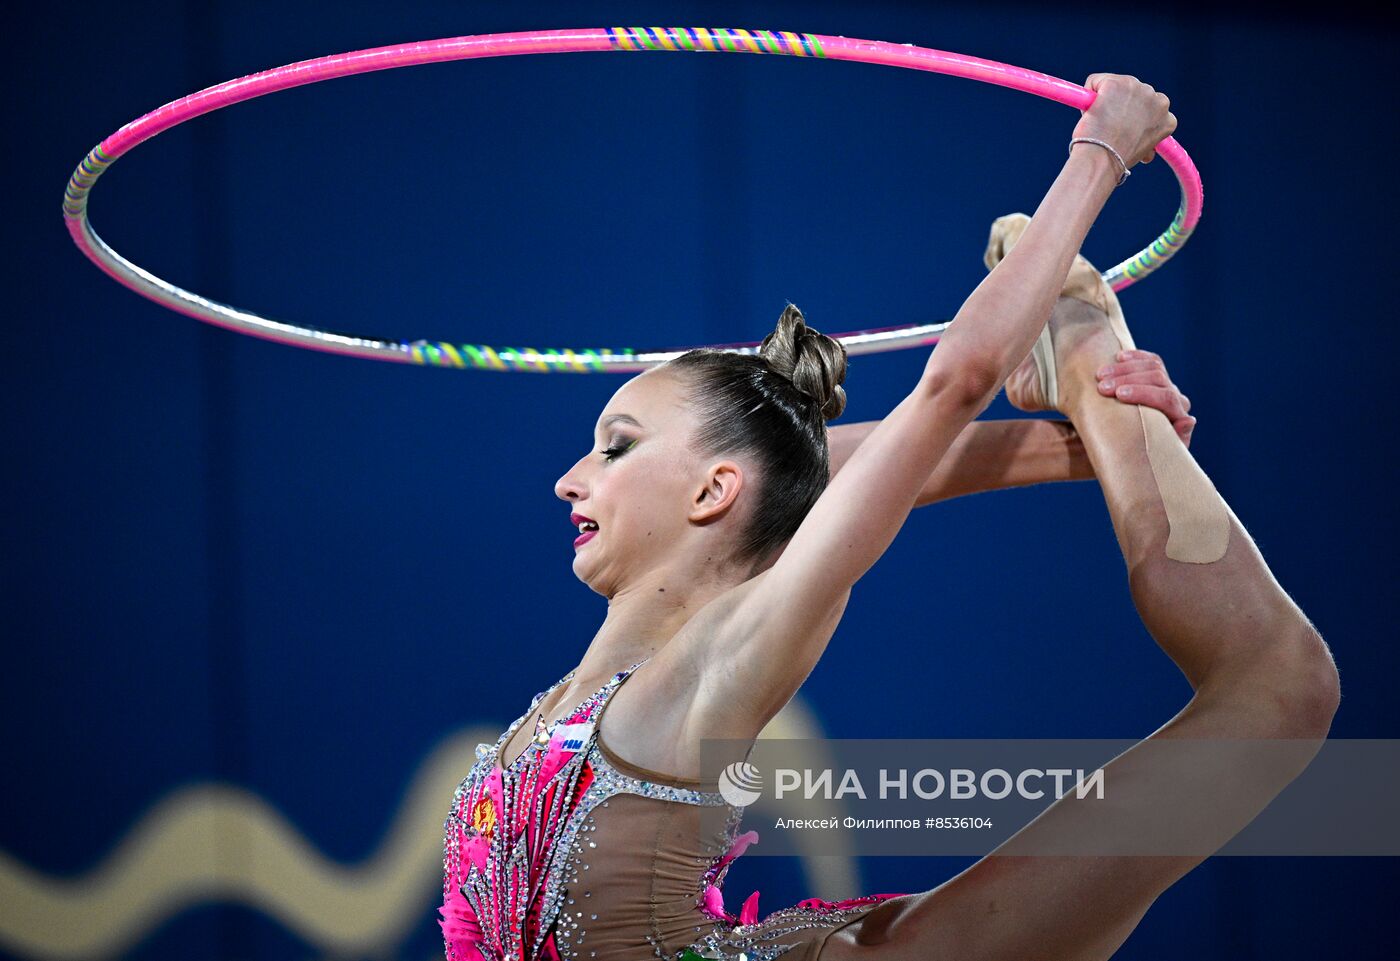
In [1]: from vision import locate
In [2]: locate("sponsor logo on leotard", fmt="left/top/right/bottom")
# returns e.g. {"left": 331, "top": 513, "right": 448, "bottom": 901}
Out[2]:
{"left": 556, "top": 721, "right": 595, "bottom": 753}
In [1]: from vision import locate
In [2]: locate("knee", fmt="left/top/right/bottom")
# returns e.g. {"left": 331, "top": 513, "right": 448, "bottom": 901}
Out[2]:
{"left": 1255, "top": 622, "right": 1341, "bottom": 739}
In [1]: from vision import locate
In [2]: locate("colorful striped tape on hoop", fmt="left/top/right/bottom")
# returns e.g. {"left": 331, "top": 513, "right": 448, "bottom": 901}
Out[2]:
{"left": 65, "top": 27, "right": 1203, "bottom": 373}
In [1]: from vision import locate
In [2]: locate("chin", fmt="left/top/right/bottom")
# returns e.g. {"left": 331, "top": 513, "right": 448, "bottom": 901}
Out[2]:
{"left": 570, "top": 552, "right": 605, "bottom": 591}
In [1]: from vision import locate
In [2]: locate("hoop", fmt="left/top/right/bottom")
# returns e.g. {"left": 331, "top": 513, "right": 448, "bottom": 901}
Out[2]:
{"left": 64, "top": 27, "right": 1203, "bottom": 373}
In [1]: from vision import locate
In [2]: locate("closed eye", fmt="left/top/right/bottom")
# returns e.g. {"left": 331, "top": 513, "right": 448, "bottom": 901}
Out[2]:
{"left": 601, "top": 439, "right": 637, "bottom": 461}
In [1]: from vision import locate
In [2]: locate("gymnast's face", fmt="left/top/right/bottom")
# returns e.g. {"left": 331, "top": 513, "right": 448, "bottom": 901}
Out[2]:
{"left": 554, "top": 366, "right": 750, "bottom": 597}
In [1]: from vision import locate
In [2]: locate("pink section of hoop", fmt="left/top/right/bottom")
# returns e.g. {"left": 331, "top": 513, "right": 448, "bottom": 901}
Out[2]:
{"left": 813, "top": 37, "right": 1201, "bottom": 235}
{"left": 83, "top": 29, "right": 1200, "bottom": 233}
{"left": 96, "top": 31, "right": 617, "bottom": 160}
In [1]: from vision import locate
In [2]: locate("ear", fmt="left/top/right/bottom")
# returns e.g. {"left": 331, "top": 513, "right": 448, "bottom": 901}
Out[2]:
{"left": 689, "top": 459, "right": 745, "bottom": 524}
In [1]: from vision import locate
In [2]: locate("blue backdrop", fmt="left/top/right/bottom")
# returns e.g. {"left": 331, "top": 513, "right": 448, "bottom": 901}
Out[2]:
{"left": 6, "top": 2, "right": 1397, "bottom": 959}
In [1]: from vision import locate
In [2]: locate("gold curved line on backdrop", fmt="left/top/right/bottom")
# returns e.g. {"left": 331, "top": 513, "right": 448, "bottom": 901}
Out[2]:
{"left": 0, "top": 696, "right": 857, "bottom": 959}
{"left": 0, "top": 726, "right": 492, "bottom": 959}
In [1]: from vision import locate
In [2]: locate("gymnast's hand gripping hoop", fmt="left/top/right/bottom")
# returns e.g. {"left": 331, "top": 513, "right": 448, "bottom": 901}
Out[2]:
{"left": 64, "top": 27, "right": 1202, "bottom": 373}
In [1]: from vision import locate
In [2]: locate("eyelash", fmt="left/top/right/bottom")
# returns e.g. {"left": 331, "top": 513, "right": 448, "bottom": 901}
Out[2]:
{"left": 600, "top": 439, "right": 635, "bottom": 461}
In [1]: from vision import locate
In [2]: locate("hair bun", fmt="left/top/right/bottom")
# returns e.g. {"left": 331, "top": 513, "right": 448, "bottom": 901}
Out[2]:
{"left": 758, "top": 303, "right": 848, "bottom": 421}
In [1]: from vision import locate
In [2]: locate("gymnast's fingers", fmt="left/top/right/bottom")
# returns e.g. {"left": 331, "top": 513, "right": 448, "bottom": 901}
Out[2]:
{"left": 1176, "top": 415, "right": 1197, "bottom": 447}
{"left": 1107, "top": 382, "right": 1190, "bottom": 423}
{"left": 1098, "top": 369, "right": 1174, "bottom": 395}
{"left": 1097, "top": 358, "right": 1167, "bottom": 379}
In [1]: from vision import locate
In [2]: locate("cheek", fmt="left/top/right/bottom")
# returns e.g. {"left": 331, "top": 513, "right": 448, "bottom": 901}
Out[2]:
{"left": 612, "top": 453, "right": 690, "bottom": 524}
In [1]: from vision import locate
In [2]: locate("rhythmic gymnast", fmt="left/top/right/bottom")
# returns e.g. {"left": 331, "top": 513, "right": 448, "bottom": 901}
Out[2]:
{"left": 440, "top": 73, "right": 1338, "bottom": 961}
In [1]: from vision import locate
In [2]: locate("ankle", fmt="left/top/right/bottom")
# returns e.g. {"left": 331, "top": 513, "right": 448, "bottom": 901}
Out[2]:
{"left": 1058, "top": 360, "right": 1123, "bottom": 421}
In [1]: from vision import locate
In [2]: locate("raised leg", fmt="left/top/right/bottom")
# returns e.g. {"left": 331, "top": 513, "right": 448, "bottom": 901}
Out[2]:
{"left": 823, "top": 296, "right": 1340, "bottom": 961}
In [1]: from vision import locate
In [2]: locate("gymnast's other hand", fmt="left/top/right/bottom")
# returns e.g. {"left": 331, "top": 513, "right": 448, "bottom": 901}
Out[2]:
{"left": 1073, "top": 73, "right": 1177, "bottom": 167}
{"left": 1095, "top": 348, "right": 1196, "bottom": 447}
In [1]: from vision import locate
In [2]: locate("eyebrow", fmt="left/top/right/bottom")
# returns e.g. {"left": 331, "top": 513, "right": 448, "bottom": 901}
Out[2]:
{"left": 597, "top": 413, "right": 644, "bottom": 432}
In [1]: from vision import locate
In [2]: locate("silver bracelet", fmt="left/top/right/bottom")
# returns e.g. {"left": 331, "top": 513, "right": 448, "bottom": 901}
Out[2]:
{"left": 1069, "top": 136, "right": 1130, "bottom": 187}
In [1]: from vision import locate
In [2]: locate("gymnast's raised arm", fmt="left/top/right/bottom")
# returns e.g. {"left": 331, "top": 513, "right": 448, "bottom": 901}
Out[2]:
{"left": 683, "top": 74, "right": 1176, "bottom": 725}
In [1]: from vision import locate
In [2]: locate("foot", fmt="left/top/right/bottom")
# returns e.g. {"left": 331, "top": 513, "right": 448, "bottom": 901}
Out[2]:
{"left": 1007, "top": 297, "right": 1128, "bottom": 414}
{"left": 982, "top": 213, "right": 1135, "bottom": 413}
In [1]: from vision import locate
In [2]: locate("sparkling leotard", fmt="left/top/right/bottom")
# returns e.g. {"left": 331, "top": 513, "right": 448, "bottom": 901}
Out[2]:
{"left": 440, "top": 659, "right": 904, "bottom": 961}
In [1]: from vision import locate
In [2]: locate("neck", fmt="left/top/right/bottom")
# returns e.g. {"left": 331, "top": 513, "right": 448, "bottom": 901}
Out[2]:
{"left": 573, "top": 553, "right": 759, "bottom": 680}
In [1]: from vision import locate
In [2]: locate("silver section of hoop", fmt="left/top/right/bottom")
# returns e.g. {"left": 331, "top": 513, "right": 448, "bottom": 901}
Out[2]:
{"left": 75, "top": 215, "right": 415, "bottom": 362}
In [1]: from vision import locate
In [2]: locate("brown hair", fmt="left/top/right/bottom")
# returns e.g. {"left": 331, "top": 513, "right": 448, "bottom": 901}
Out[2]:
{"left": 665, "top": 303, "right": 848, "bottom": 568}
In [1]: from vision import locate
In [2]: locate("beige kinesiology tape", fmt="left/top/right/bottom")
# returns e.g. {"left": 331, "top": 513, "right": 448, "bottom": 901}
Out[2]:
{"left": 1136, "top": 405, "right": 1231, "bottom": 563}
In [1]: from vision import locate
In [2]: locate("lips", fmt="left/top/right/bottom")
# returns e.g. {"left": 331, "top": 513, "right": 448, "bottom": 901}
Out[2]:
{"left": 570, "top": 512, "right": 599, "bottom": 548}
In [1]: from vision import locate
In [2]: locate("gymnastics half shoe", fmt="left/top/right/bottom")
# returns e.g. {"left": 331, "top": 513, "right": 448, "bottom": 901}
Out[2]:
{"left": 982, "top": 212, "right": 1137, "bottom": 411}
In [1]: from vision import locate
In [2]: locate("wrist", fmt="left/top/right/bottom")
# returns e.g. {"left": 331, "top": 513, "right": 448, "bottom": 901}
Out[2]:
{"left": 1049, "top": 419, "right": 1093, "bottom": 480}
{"left": 1065, "top": 141, "right": 1122, "bottom": 192}
{"left": 1069, "top": 137, "right": 1129, "bottom": 188}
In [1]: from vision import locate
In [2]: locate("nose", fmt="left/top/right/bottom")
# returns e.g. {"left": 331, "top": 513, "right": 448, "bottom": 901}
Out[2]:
{"left": 554, "top": 451, "right": 592, "bottom": 503}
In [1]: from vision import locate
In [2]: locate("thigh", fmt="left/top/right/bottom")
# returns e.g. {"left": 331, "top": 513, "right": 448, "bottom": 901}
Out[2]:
{"left": 819, "top": 690, "right": 1324, "bottom": 961}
